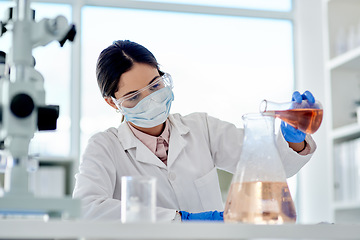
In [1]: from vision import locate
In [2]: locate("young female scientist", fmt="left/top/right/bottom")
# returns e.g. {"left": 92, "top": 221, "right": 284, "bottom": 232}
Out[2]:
{"left": 72, "top": 40, "right": 317, "bottom": 222}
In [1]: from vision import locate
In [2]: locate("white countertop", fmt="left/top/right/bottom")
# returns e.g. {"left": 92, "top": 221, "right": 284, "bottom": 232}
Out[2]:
{"left": 0, "top": 220, "right": 359, "bottom": 239}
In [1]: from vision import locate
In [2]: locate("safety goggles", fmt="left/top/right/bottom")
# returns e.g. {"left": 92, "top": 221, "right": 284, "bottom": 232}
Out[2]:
{"left": 112, "top": 73, "right": 173, "bottom": 110}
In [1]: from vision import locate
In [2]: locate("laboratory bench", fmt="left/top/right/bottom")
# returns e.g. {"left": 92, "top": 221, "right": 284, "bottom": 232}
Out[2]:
{"left": 0, "top": 220, "right": 359, "bottom": 240}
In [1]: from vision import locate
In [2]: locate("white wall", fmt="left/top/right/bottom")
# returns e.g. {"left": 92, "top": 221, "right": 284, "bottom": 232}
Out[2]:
{"left": 294, "top": 0, "right": 333, "bottom": 223}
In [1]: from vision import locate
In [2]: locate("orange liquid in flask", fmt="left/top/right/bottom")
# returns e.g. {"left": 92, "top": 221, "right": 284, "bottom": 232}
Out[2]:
{"left": 224, "top": 181, "right": 296, "bottom": 224}
{"left": 271, "top": 108, "right": 323, "bottom": 134}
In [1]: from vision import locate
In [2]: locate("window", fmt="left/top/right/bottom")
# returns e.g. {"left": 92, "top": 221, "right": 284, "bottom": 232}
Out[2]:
{"left": 80, "top": 4, "right": 296, "bottom": 200}
{"left": 1, "top": 0, "right": 296, "bottom": 198}
{"left": 81, "top": 6, "right": 294, "bottom": 151}
{"left": 1, "top": 0, "right": 295, "bottom": 160}
{"left": 138, "top": 0, "right": 292, "bottom": 11}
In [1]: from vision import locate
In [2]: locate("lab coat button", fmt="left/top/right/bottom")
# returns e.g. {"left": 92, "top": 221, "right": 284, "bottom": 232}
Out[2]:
{"left": 168, "top": 172, "right": 176, "bottom": 181}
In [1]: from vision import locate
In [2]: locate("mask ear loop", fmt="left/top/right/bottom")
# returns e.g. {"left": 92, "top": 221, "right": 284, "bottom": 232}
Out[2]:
{"left": 114, "top": 106, "right": 125, "bottom": 122}
{"left": 111, "top": 97, "right": 125, "bottom": 122}
{"left": 117, "top": 108, "right": 125, "bottom": 122}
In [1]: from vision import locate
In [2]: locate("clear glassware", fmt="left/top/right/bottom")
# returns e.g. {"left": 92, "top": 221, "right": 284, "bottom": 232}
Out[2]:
{"left": 121, "top": 176, "right": 157, "bottom": 223}
{"left": 224, "top": 113, "right": 296, "bottom": 224}
{"left": 259, "top": 99, "right": 323, "bottom": 134}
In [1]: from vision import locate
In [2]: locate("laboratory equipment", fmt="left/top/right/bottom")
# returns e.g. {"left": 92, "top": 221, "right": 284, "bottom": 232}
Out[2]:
{"left": 224, "top": 113, "right": 296, "bottom": 224}
{"left": 260, "top": 99, "right": 323, "bottom": 134}
{"left": 0, "top": 0, "right": 80, "bottom": 218}
{"left": 121, "top": 176, "right": 156, "bottom": 223}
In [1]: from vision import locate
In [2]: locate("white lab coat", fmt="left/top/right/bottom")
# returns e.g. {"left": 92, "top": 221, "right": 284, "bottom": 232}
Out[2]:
{"left": 73, "top": 112, "right": 316, "bottom": 222}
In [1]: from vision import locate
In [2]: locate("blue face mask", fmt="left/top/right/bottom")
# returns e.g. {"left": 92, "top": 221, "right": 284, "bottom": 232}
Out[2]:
{"left": 122, "top": 86, "right": 174, "bottom": 128}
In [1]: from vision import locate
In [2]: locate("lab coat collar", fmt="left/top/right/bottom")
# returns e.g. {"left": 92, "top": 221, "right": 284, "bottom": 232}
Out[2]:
{"left": 168, "top": 114, "right": 190, "bottom": 136}
{"left": 117, "top": 122, "right": 167, "bottom": 169}
{"left": 117, "top": 122, "right": 137, "bottom": 150}
{"left": 116, "top": 114, "right": 190, "bottom": 169}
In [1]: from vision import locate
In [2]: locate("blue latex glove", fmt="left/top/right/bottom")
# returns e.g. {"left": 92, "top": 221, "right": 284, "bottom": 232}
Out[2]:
{"left": 179, "top": 210, "right": 224, "bottom": 221}
{"left": 281, "top": 90, "right": 315, "bottom": 143}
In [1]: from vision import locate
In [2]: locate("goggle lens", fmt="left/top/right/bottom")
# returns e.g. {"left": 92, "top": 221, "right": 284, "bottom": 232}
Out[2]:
{"left": 112, "top": 73, "right": 173, "bottom": 110}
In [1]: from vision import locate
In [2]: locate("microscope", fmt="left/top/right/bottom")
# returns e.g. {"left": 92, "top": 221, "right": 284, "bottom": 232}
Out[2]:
{"left": 0, "top": 0, "right": 80, "bottom": 218}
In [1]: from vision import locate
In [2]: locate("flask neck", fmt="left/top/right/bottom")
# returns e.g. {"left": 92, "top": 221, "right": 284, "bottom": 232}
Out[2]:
{"left": 242, "top": 113, "right": 275, "bottom": 141}
{"left": 259, "top": 100, "right": 292, "bottom": 113}
{"left": 260, "top": 99, "right": 322, "bottom": 113}
{"left": 238, "top": 113, "right": 287, "bottom": 182}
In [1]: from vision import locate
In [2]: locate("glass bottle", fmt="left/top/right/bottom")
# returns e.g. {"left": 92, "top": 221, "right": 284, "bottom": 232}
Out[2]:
{"left": 260, "top": 99, "right": 323, "bottom": 134}
{"left": 223, "top": 113, "right": 296, "bottom": 224}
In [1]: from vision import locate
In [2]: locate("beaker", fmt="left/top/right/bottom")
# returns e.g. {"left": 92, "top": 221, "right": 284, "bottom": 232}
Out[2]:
{"left": 259, "top": 99, "right": 323, "bottom": 134}
{"left": 121, "top": 176, "right": 157, "bottom": 223}
{"left": 223, "top": 113, "right": 296, "bottom": 224}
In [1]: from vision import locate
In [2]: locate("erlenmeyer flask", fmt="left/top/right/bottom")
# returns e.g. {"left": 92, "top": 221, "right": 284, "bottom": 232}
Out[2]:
{"left": 224, "top": 113, "right": 296, "bottom": 224}
{"left": 260, "top": 99, "right": 323, "bottom": 134}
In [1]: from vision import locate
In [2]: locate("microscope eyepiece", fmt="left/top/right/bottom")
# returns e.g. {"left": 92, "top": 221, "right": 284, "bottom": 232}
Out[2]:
{"left": 10, "top": 93, "right": 35, "bottom": 118}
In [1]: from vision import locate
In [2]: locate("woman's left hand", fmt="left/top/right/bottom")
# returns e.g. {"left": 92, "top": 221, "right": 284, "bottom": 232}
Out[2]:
{"left": 281, "top": 91, "right": 315, "bottom": 143}
{"left": 179, "top": 210, "right": 223, "bottom": 221}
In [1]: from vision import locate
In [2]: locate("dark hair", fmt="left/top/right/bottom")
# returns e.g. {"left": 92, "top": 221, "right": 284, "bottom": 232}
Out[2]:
{"left": 96, "top": 40, "right": 163, "bottom": 98}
